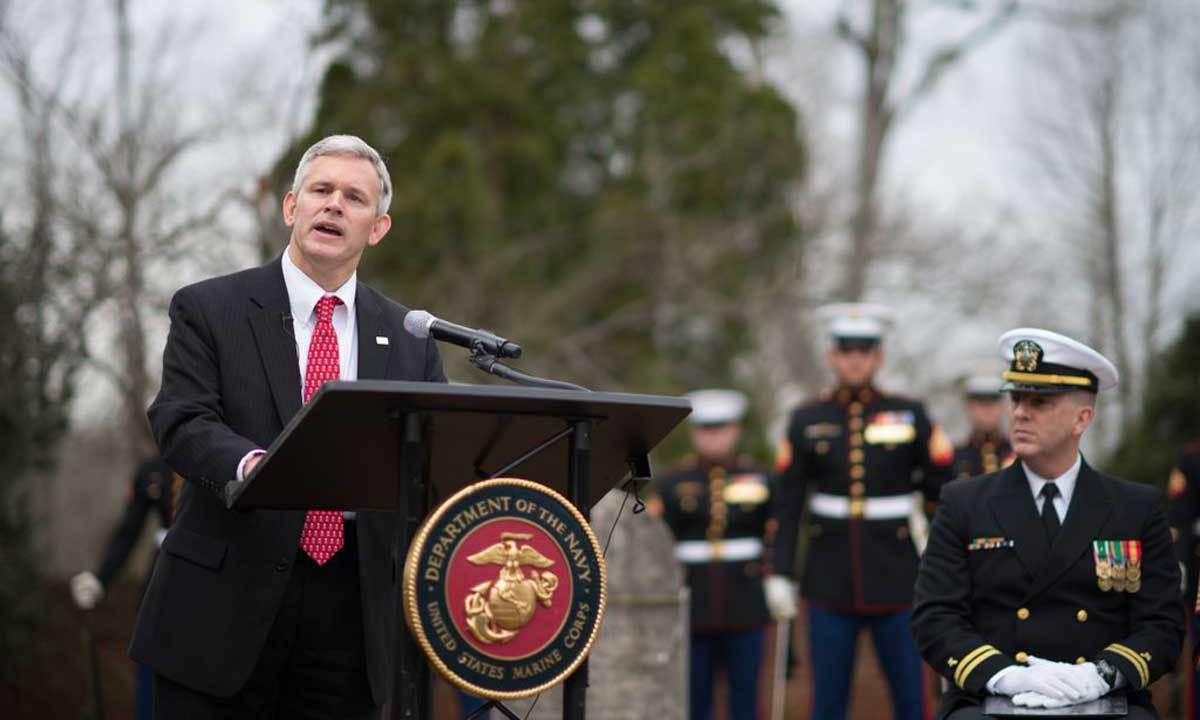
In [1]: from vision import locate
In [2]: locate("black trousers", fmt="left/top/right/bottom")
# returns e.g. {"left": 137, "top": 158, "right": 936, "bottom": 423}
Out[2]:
{"left": 154, "top": 527, "right": 379, "bottom": 719}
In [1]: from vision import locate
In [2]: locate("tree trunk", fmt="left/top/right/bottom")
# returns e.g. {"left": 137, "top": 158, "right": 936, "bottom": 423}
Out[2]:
{"left": 844, "top": 0, "right": 900, "bottom": 301}
{"left": 1095, "top": 69, "right": 1133, "bottom": 423}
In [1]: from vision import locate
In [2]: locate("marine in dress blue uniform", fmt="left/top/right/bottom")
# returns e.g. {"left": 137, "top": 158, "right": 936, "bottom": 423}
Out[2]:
{"left": 651, "top": 389, "right": 774, "bottom": 720}
{"left": 912, "top": 328, "right": 1185, "bottom": 720}
{"left": 767, "top": 304, "right": 954, "bottom": 720}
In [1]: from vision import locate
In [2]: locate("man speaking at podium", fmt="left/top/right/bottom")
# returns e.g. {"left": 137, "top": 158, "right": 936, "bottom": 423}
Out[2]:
{"left": 133, "top": 135, "right": 446, "bottom": 718}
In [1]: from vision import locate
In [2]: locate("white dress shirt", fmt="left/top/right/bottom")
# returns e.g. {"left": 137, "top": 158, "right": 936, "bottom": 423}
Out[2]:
{"left": 281, "top": 247, "right": 359, "bottom": 388}
{"left": 235, "top": 250, "right": 359, "bottom": 482}
{"left": 1023, "top": 454, "right": 1081, "bottom": 522}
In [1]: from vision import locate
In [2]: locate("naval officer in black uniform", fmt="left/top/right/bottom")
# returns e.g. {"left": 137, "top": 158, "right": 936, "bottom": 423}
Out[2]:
{"left": 650, "top": 389, "right": 774, "bottom": 720}
{"left": 912, "top": 328, "right": 1184, "bottom": 719}
{"left": 952, "top": 369, "right": 1014, "bottom": 481}
{"left": 767, "top": 303, "right": 955, "bottom": 720}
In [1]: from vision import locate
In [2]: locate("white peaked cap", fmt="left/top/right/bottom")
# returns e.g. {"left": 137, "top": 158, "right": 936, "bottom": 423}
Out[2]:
{"left": 997, "top": 327, "right": 1119, "bottom": 393}
{"left": 816, "top": 302, "right": 896, "bottom": 341}
{"left": 686, "top": 389, "right": 748, "bottom": 426}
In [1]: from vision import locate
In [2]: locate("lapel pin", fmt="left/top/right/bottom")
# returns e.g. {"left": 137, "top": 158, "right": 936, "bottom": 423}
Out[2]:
{"left": 376, "top": 336, "right": 389, "bottom": 346}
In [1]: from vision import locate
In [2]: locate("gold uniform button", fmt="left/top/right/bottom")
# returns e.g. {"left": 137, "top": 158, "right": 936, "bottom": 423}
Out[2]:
{"left": 1075, "top": 657, "right": 1086, "bottom": 665}
{"left": 897, "top": 526, "right": 909, "bottom": 540}
{"left": 850, "top": 465, "right": 865, "bottom": 480}
{"left": 1076, "top": 610, "right": 1088, "bottom": 622}
{"left": 849, "top": 449, "right": 864, "bottom": 463}
{"left": 849, "top": 433, "right": 863, "bottom": 447}
{"left": 850, "top": 482, "right": 865, "bottom": 496}
{"left": 1015, "top": 651, "right": 1029, "bottom": 663}
{"left": 848, "top": 402, "right": 863, "bottom": 415}
{"left": 849, "top": 418, "right": 864, "bottom": 431}
{"left": 1016, "top": 608, "right": 1030, "bottom": 620}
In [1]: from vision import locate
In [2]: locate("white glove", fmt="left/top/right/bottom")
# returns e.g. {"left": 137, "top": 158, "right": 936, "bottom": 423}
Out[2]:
{"left": 70, "top": 571, "right": 104, "bottom": 610}
{"left": 764, "top": 575, "right": 797, "bottom": 620}
{"left": 1026, "top": 656, "right": 1109, "bottom": 700}
{"left": 1011, "top": 691, "right": 1075, "bottom": 708}
{"left": 992, "top": 665, "right": 1083, "bottom": 702}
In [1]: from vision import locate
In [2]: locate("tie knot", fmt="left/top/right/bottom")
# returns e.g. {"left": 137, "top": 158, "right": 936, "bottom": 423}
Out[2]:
{"left": 1040, "top": 483, "right": 1060, "bottom": 500}
{"left": 315, "top": 295, "right": 342, "bottom": 323}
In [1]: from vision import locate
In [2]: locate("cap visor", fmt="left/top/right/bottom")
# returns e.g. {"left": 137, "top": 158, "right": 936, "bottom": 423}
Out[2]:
{"left": 1000, "top": 382, "right": 1094, "bottom": 395}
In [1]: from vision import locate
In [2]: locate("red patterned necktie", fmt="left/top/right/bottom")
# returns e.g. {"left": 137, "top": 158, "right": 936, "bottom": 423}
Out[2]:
{"left": 299, "top": 294, "right": 344, "bottom": 565}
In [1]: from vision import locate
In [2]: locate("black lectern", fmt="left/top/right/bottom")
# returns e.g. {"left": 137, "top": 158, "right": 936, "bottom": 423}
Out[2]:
{"left": 229, "top": 380, "right": 690, "bottom": 720}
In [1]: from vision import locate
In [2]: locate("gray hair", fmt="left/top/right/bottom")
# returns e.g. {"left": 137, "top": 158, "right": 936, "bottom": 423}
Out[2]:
{"left": 292, "top": 134, "right": 393, "bottom": 215}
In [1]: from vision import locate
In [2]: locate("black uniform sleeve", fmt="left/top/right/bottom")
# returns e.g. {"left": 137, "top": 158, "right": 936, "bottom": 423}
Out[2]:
{"left": 912, "top": 484, "right": 1017, "bottom": 695}
{"left": 1094, "top": 497, "right": 1184, "bottom": 690}
{"left": 95, "top": 464, "right": 156, "bottom": 586}
{"left": 771, "top": 412, "right": 810, "bottom": 577}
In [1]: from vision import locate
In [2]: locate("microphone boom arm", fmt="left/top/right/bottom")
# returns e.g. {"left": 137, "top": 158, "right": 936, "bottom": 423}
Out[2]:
{"left": 469, "top": 351, "right": 590, "bottom": 392}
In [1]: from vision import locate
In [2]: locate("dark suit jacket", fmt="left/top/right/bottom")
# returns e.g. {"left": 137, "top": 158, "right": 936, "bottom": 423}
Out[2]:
{"left": 912, "top": 460, "right": 1184, "bottom": 718}
{"left": 131, "top": 256, "right": 445, "bottom": 702}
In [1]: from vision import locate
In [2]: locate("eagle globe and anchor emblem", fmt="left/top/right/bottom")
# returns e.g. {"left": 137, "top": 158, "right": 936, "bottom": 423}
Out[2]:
{"left": 464, "top": 532, "right": 560, "bottom": 644}
{"left": 404, "top": 478, "right": 607, "bottom": 700}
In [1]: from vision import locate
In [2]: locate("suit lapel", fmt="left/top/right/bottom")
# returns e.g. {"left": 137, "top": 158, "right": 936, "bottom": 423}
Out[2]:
{"left": 247, "top": 257, "right": 302, "bottom": 425}
{"left": 1025, "top": 461, "right": 1112, "bottom": 601}
{"left": 988, "top": 463, "right": 1049, "bottom": 580}
{"left": 355, "top": 284, "right": 394, "bottom": 380}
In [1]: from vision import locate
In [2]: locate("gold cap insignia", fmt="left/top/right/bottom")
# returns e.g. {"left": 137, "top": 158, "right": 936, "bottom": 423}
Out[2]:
{"left": 1013, "top": 340, "right": 1042, "bottom": 372}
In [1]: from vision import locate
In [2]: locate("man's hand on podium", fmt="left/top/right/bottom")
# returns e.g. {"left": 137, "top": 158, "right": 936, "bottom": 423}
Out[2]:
{"left": 243, "top": 453, "right": 263, "bottom": 479}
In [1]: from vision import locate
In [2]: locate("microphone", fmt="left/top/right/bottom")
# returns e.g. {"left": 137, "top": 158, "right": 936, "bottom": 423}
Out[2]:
{"left": 404, "top": 310, "right": 522, "bottom": 359}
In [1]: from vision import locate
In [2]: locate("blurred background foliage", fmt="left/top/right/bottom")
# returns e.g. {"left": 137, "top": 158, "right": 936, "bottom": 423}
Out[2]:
{"left": 1108, "top": 313, "right": 1200, "bottom": 488}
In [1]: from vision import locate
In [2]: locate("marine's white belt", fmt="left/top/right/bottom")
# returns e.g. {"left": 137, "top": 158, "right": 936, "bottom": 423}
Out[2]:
{"left": 810, "top": 492, "right": 914, "bottom": 519}
{"left": 674, "top": 537, "right": 764, "bottom": 564}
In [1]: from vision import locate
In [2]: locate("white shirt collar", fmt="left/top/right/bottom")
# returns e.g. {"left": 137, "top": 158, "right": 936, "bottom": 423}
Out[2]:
{"left": 1023, "top": 453, "right": 1082, "bottom": 510}
{"left": 281, "top": 247, "right": 357, "bottom": 323}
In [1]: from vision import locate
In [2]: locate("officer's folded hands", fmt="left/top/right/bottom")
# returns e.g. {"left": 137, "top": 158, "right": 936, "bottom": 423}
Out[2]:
{"left": 996, "top": 655, "right": 1110, "bottom": 708}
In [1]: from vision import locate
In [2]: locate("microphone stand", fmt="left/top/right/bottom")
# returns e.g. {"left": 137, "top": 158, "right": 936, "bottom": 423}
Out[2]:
{"left": 469, "top": 347, "right": 590, "bottom": 392}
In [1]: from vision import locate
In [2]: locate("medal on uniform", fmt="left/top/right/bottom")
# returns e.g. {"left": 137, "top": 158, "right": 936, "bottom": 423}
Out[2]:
{"left": 1126, "top": 540, "right": 1141, "bottom": 592}
{"left": 1094, "top": 541, "right": 1111, "bottom": 578}
{"left": 1110, "top": 541, "right": 1126, "bottom": 592}
{"left": 1094, "top": 541, "right": 1112, "bottom": 591}
{"left": 1126, "top": 540, "right": 1141, "bottom": 581}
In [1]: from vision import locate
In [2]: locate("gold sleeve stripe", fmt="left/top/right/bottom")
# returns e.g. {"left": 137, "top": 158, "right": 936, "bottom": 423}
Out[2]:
{"left": 952, "top": 645, "right": 990, "bottom": 688}
{"left": 1105, "top": 644, "right": 1149, "bottom": 688}
{"left": 955, "top": 645, "right": 1000, "bottom": 689}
